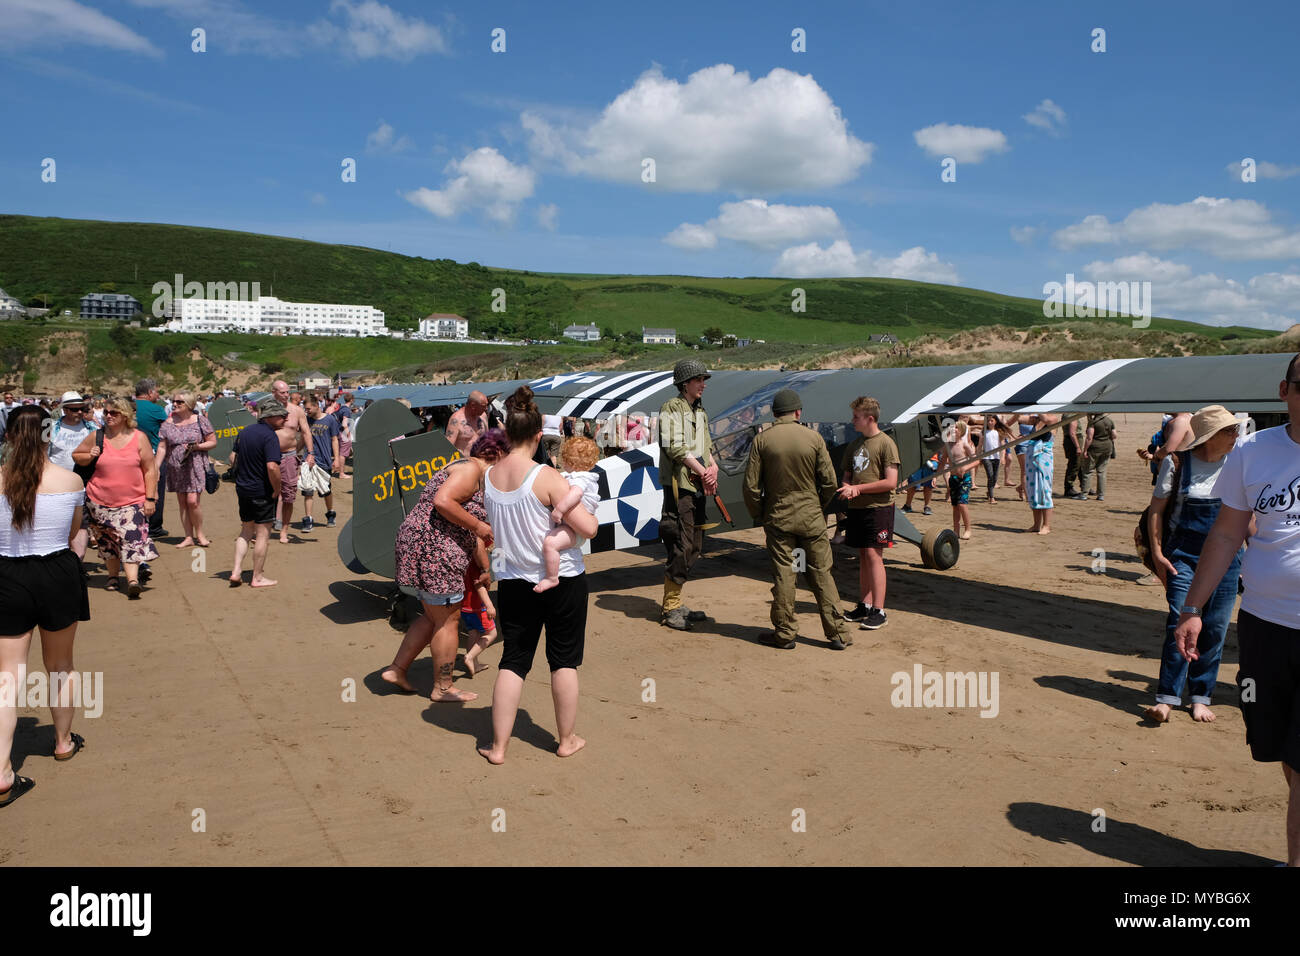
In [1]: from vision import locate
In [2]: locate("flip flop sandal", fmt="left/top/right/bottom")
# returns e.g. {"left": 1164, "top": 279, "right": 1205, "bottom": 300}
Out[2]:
{"left": 0, "top": 774, "right": 35, "bottom": 808}
{"left": 54, "top": 732, "right": 85, "bottom": 762}
{"left": 105, "top": 577, "right": 121, "bottom": 592}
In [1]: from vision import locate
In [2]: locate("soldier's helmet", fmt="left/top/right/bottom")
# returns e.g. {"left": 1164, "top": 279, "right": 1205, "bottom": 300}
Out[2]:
{"left": 673, "top": 359, "right": 712, "bottom": 388}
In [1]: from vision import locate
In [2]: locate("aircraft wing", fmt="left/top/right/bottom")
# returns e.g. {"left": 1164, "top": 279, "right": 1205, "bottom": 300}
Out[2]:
{"left": 354, "top": 379, "right": 531, "bottom": 406}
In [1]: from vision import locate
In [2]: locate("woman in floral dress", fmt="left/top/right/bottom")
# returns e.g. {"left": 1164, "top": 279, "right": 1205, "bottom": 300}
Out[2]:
{"left": 381, "top": 430, "right": 509, "bottom": 702}
{"left": 155, "top": 390, "right": 217, "bottom": 548}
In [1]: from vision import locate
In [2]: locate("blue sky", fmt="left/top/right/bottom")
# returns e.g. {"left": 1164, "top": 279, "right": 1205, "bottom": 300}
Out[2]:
{"left": 2, "top": 0, "right": 1298, "bottom": 328}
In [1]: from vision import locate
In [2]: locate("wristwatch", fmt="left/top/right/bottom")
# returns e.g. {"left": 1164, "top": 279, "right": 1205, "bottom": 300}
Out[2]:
{"left": 1180, "top": 605, "right": 1202, "bottom": 617}
{"left": 146, "top": 497, "right": 157, "bottom": 502}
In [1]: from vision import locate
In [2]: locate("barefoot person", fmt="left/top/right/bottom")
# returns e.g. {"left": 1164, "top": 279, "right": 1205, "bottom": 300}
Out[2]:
{"left": 940, "top": 420, "right": 977, "bottom": 541}
{"left": 73, "top": 398, "right": 159, "bottom": 600}
{"left": 227, "top": 399, "right": 284, "bottom": 588}
{"left": 839, "top": 396, "right": 900, "bottom": 630}
{"left": 535, "top": 436, "right": 601, "bottom": 593}
{"left": 1143, "top": 406, "right": 1247, "bottom": 724}
{"left": 1024, "top": 413, "right": 1059, "bottom": 534}
{"left": 269, "top": 380, "right": 314, "bottom": 542}
{"left": 381, "top": 430, "right": 506, "bottom": 702}
{"left": 155, "top": 390, "right": 216, "bottom": 548}
{"left": 460, "top": 550, "right": 499, "bottom": 678}
{"left": 478, "top": 387, "right": 597, "bottom": 764}
{"left": 1174, "top": 356, "right": 1300, "bottom": 866}
{"left": 1, "top": 407, "right": 92, "bottom": 809}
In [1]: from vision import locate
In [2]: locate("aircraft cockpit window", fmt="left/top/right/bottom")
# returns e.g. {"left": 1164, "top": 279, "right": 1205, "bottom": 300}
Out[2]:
{"left": 709, "top": 371, "right": 835, "bottom": 439}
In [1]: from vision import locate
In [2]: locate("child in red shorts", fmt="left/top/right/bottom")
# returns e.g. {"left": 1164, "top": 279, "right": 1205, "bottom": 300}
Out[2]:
{"left": 460, "top": 554, "right": 498, "bottom": 677}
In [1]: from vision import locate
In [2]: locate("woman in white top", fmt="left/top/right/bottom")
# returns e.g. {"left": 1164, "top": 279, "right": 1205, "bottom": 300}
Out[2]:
{"left": 1, "top": 406, "right": 91, "bottom": 809}
{"left": 477, "top": 386, "right": 599, "bottom": 766}
{"left": 980, "top": 415, "right": 1007, "bottom": 502}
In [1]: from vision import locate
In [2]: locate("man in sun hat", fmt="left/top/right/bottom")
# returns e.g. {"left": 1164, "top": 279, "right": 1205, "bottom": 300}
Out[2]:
{"left": 658, "top": 359, "right": 716, "bottom": 631}
{"left": 1175, "top": 354, "right": 1300, "bottom": 866}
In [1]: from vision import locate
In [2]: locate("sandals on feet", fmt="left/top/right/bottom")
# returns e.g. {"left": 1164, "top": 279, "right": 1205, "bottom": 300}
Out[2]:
{"left": 0, "top": 774, "right": 35, "bottom": 808}
{"left": 105, "top": 577, "right": 120, "bottom": 592}
{"left": 127, "top": 580, "right": 142, "bottom": 600}
{"left": 54, "top": 733, "right": 85, "bottom": 762}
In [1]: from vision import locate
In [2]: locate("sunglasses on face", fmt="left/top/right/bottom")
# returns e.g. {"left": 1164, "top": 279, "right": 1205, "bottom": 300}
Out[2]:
{"left": 105, "top": 410, "right": 123, "bottom": 417}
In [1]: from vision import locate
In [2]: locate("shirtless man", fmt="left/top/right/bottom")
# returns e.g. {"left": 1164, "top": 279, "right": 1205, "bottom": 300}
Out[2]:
{"left": 270, "top": 380, "right": 315, "bottom": 543}
{"left": 445, "top": 391, "right": 489, "bottom": 457}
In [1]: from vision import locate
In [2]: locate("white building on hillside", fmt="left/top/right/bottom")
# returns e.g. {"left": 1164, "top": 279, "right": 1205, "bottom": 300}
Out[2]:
{"left": 563, "top": 323, "right": 601, "bottom": 341}
{"left": 165, "top": 296, "right": 386, "bottom": 337}
{"left": 419, "top": 313, "right": 469, "bottom": 339}
{"left": 0, "top": 288, "right": 24, "bottom": 318}
{"left": 642, "top": 326, "right": 677, "bottom": 344}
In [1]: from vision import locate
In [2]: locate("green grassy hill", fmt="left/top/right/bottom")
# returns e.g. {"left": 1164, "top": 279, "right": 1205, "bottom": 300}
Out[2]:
{"left": 0, "top": 214, "right": 1274, "bottom": 344}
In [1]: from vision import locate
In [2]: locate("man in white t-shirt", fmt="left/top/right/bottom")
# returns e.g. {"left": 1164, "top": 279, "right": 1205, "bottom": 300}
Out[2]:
{"left": 47, "top": 391, "right": 97, "bottom": 559}
{"left": 1176, "top": 352, "right": 1300, "bottom": 867}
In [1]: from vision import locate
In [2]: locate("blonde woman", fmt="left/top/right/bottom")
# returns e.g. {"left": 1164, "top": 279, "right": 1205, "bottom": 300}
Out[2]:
{"left": 155, "top": 390, "right": 216, "bottom": 548}
{"left": 72, "top": 399, "right": 158, "bottom": 599}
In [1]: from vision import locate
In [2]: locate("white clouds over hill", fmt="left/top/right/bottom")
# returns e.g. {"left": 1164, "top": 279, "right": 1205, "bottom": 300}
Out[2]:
{"left": 403, "top": 148, "right": 536, "bottom": 225}
{"left": 1054, "top": 197, "right": 1300, "bottom": 259}
{"left": 523, "top": 64, "right": 873, "bottom": 192}
{"left": 665, "top": 199, "right": 842, "bottom": 250}
{"left": 774, "top": 241, "right": 959, "bottom": 284}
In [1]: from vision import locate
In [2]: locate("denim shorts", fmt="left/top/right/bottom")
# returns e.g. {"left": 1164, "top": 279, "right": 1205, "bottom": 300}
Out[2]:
{"left": 416, "top": 589, "right": 464, "bottom": 607}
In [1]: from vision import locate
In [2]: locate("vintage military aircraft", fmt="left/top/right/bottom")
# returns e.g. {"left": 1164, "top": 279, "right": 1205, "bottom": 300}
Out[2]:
{"left": 331, "top": 353, "right": 1293, "bottom": 585}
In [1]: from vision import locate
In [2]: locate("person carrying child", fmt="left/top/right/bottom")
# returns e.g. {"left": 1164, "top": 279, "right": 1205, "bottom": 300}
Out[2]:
{"left": 535, "top": 436, "right": 602, "bottom": 593}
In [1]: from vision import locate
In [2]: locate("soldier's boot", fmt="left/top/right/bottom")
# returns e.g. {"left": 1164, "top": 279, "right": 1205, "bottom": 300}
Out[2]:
{"left": 661, "top": 577, "right": 691, "bottom": 630}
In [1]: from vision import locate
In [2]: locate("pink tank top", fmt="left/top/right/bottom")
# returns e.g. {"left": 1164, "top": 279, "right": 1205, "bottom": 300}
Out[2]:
{"left": 87, "top": 429, "right": 147, "bottom": 507}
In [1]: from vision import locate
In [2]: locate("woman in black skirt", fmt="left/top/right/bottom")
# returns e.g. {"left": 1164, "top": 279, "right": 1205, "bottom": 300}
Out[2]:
{"left": 0, "top": 406, "right": 91, "bottom": 809}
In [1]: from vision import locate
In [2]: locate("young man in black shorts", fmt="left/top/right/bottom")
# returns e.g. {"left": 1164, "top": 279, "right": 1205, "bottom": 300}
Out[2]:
{"left": 838, "top": 396, "right": 900, "bottom": 630}
{"left": 1175, "top": 352, "right": 1300, "bottom": 866}
{"left": 228, "top": 400, "right": 285, "bottom": 588}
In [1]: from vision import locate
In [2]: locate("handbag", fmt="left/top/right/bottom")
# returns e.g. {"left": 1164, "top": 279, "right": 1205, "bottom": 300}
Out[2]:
{"left": 72, "top": 429, "right": 105, "bottom": 484}
{"left": 204, "top": 458, "right": 220, "bottom": 495}
{"left": 1134, "top": 452, "right": 1184, "bottom": 574}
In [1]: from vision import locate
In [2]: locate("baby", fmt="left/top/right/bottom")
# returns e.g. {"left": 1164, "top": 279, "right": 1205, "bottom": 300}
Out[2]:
{"left": 535, "top": 436, "right": 602, "bottom": 593}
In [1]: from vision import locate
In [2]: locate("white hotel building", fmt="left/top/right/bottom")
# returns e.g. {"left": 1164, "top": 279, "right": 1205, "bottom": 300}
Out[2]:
{"left": 165, "top": 296, "right": 386, "bottom": 337}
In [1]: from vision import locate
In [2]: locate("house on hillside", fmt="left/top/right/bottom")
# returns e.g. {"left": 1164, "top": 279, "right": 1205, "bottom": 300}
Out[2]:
{"left": 80, "top": 292, "right": 143, "bottom": 320}
{"left": 642, "top": 327, "right": 677, "bottom": 344}
{"left": 563, "top": 323, "right": 601, "bottom": 341}
{"left": 420, "top": 313, "right": 469, "bottom": 339}
{"left": 869, "top": 333, "right": 899, "bottom": 344}
{"left": 300, "top": 370, "right": 331, "bottom": 392}
{"left": 0, "top": 288, "right": 24, "bottom": 319}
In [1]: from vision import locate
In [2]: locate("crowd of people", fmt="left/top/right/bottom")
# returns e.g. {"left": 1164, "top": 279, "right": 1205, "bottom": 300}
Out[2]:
{"left": 4, "top": 355, "right": 1299, "bottom": 868}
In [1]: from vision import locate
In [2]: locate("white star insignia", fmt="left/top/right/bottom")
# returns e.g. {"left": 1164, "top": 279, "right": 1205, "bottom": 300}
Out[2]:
{"left": 530, "top": 373, "right": 603, "bottom": 391}
{"left": 621, "top": 467, "right": 662, "bottom": 536}
{"left": 853, "top": 451, "right": 870, "bottom": 473}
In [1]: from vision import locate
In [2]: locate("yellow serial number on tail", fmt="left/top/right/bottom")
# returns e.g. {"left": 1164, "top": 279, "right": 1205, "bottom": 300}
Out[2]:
{"left": 371, "top": 454, "right": 459, "bottom": 502}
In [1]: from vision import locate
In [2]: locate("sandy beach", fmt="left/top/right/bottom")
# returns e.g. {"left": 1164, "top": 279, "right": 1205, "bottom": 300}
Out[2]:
{"left": 2, "top": 412, "right": 1285, "bottom": 866}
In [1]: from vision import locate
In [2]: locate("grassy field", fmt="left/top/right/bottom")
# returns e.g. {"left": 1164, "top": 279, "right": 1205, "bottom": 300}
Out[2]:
{"left": 0, "top": 215, "right": 1274, "bottom": 347}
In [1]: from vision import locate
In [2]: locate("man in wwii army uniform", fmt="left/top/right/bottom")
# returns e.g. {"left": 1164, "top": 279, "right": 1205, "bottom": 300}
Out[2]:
{"left": 743, "top": 389, "right": 851, "bottom": 651}
{"left": 659, "top": 359, "right": 717, "bottom": 631}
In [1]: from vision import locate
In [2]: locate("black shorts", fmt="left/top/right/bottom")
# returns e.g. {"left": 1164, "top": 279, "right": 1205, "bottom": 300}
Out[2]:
{"left": 0, "top": 550, "right": 90, "bottom": 635}
{"left": 497, "top": 574, "right": 588, "bottom": 678}
{"left": 1237, "top": 610, "right": 1300, "bottom": 771}
{"left": 844, "top": 505, "right": 895, "bottom": 549}
{"left": 237, "top": 494, "right": 276, "bottom": 524}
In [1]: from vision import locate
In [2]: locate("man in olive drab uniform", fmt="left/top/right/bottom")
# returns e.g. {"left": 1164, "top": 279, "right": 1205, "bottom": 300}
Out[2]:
{"left": 659, "top": 359, "right": 717, "bottom": 631}
{"left": 1079, "top": 411, "right": 1119, "bottom": 501}
{"left": 743, "top": 389, "right": 851, "bottom": 651}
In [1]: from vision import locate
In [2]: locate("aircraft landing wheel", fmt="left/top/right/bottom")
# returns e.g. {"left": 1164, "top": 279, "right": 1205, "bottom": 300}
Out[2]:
{"left": 920, "top": 528, "right": 959, "bottom": 571}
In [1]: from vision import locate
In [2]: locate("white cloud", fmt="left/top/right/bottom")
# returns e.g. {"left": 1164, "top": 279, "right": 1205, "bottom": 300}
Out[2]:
{"left": 402, "top": 147, "right": 536, "bottom": 225}
{"left": 1224, "top": 159, "right": 1300, "bottom": 181}
{"left": 913, "top": 123, "right": 1008, "bottom": 164}
{"left": 664, "top": 223, "right": 718, "bottom": 251}
{"left": 309, "top": 0, "right": 448, "bottom": 60}
{"left": 1079, "top": 253, "right": 1300, "bottom": 329}
{"left": 1053, "top": 196, "right": 1300, "bottom": 259}
{"left": 536, "top": 203, "right": 558, "bottom": 232}
{"left": 774, "top": 240, "right": 959, "bottom": 284}
{"left": 365, "top": 120, "right": 413, "bottom": 154}
{"left": 664, "top": 199, "right": 841, "bottom": 251}
{"left": 127, "top": 0, "right": 304, "bottom": 55}
{"left": 1010, "top": 226, "right": 1039, "bottom": 244}
{"left": 1, "top": 0, "right": 162, "bottom": 56}
{"left": 522, "top": 64, "right": 873, "bottom": 192}
{"left": 1022, "top": 99, "right": 1067, "bottom": 135}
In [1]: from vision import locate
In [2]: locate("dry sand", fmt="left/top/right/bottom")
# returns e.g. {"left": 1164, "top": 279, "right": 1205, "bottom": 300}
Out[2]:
{"left": 3, "top": 413, "right": 1286, "bottom": 866}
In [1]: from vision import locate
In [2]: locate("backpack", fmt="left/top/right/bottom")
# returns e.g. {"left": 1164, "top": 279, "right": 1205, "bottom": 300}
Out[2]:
{"left": 1134, "top": 452, "right": 1184, "bottom": 574}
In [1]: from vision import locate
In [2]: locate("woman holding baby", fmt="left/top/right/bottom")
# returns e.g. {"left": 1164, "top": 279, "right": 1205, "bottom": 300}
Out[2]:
{"left": 477, "top": 386, "right": 598, "bottom": 765}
